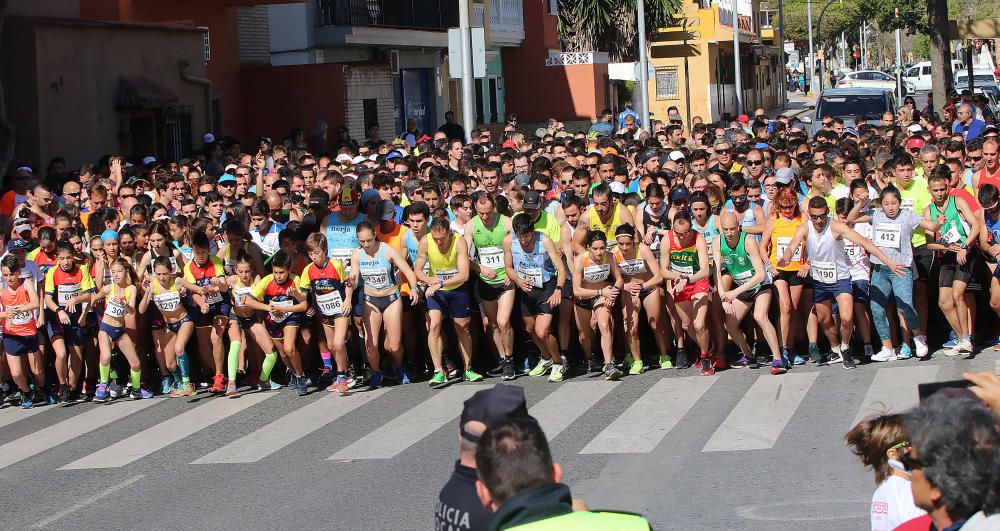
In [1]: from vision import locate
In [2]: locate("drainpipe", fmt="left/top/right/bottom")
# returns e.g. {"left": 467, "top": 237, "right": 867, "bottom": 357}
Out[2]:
{"left": 179, "top": 59, "right": 213, "bottom": 133}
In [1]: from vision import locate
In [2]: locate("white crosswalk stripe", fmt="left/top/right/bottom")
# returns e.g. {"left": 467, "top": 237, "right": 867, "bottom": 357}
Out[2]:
{"left": 0, "top": 403, "right": 52, "bottom": 430}
{"left": 60, "top": 393, "right": 275, "bottom": 470}
{"left": 191, "top": 388, "right": 390, "bottom": 464}
{"left": 0, "top": 399, "right": 160, "bottom": 470}
{"left": 328, "top": 384, "right": 486, "bottom": 461}
{"left": 703, "top": 372, "right": 818, "bottom": 452}
{"left": 580, "top": 375, "right": 718, "bottom": 454}
{"left": 851, "top": 365, "right": 940, "bottom": 427}
{"left": 529, "top": 381, "right": 619, "bottom": 441}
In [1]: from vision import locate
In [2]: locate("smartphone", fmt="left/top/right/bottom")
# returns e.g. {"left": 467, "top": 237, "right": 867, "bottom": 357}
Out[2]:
{"left": 918, "top": 380, "right": 973, "bottom": 401}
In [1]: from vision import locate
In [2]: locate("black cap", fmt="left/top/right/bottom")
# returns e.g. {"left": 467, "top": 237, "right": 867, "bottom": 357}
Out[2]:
{"left": 638, "top": 149, "right": 659, "bottom": 165}
{"left": 307, "top": 189, "right": 330, "bottom": 207}
{"left": 459, "top": 384, "right": 534, "bottom": 443}
{"left": 669, "top": 185, "right": 690, "bottom": 203}
{"left": 522, "top": 190, "right": 543, "bottom": 210}
{"left": 375, "top": 199, "right": 396, "bottom": 221}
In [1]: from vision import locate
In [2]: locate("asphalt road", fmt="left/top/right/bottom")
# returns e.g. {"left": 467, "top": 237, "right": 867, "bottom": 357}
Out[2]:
{"left": 1, "top": 350, "right": 996, "bottom": 530}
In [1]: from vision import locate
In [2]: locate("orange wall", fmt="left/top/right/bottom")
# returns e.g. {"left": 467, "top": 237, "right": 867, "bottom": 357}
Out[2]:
{"left": 240, "top": 64, "right": 346, "bottom": 148}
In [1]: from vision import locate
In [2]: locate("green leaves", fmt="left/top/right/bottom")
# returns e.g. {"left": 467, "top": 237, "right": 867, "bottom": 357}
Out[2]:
{"left": 557, "top": 0, "right": 682, "bottom": 62}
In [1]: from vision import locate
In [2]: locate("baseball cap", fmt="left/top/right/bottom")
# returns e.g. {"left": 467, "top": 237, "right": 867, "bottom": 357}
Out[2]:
{"left": 906, "top": 137, "right": 925, "bottom": 150}
{"left": 522, "top": 190, "right": 543, "bottom": 210}
{"left": 203, "top": 132, "right": 216, "bottom": 144}
{"left": 907, "top": 124, "right": 923, "bottom": 134}
{"left": 307, "top": 189, "right": 330, "bottom": 208}
{"left": 738, "top": 114, "right": 750, "bottom": 124}
{"left": 459, "top": 384, "right": 533, "bottom": 443}
{"left": 6, "top": 238, "right": 28, "bottom": 251}
{"left": 669, "top": 185, "right": 690, "bottom": 203}
{"left": 514, "top": 173, "right": 530, "bottom": 186}
{"left": 126, "top": 176, "right": 150, "bottom": 187}
{"left": 335, "top": 154, "right": 353, "bottom": 164}
{"left": 386, "top": 151, "right": 403, "bottom": 161}
{"left": 375, "top": 200, "right": 397, "bottom": 221}
{"left": 774, "top": 167, "right": 796, "bottom": 185}
{"left": 843, "top": 127, "right": 860, "bottom": 138}
{"left": 754, "top": 142, "right": 769, "bottom": 150}
{"left": 669, "top": 150, "right": 686, "bottom": 162}
{"left": 338, "top": 188, "right": 360, "bottom": 205}
{"left": 217, "top": 174, "right": 237, "bottom": 185}
{"left": 668, "top": 112, "right": 682, "bottom": 122}
{"left": 501, "top": 141, "right": 517, "bottom": 150}
{"left": 609, "top": 181, "right": 626, "bottom": 195}
{"left": 141, "top": 156, "right": 156, "bottom": 166}
{"left": 351, "top": 155, "right": 367, "bottom": 165}
{"left": 638, "top": 149, "right": 659, "bottom": 165}
{"left": 12, "top": 218, "right": 31, "bottom": 235}
{"left": 534, "top": 127, "right": 549, "bottom": 138}
{"left": 360, "top": 188, "right": 381, "bottom": 209}
{"left": 224, "top": 163, "right": 239, "bottom": 173}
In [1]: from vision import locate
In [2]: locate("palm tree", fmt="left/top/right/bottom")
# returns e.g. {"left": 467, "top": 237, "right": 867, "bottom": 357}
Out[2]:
{"left": 557, "top": 0, "right": 681, "bottom": 62}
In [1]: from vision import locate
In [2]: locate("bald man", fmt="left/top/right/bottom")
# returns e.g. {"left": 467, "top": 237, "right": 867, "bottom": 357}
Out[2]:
{"left": 953, "top": 103, "right": 986, "bottom": 141}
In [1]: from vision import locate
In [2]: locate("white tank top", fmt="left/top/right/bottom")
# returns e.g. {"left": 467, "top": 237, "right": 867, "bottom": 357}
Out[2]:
{"left": 806, "top": 218, "right": 850, "bottom": 283}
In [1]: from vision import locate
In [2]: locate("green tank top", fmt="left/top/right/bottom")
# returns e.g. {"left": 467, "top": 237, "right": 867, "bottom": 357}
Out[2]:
{"left": 720, "top": 232, "right": 760, "bottom": 290}
{"left": 472, "top": 214, "right": 508, "bottom": 284}
{"left": 929, "top": 196, "right": 967, "bottom": 246}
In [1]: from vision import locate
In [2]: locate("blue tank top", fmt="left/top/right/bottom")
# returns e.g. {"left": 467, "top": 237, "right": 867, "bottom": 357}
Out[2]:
{"left": 693, "top": 214, "right": 719, "bottom": 242}
{"left": 357, "top": 243, "right": 397, "bottom": 291}
{"left": 324, "top": 212, "right": 365, "bottom": 264}
{"left": 986, "top": 209, "right": 1000, "bottom": 246}
{"left": 510, "top": 232, "right": 556, "bottom": 286}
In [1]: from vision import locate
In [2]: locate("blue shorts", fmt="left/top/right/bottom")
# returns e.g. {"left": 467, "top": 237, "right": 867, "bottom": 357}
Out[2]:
{"left": 192, "top": 302, "right": 231, "bottom": 328}
{"left": 813, "top": 278, "right": 852, "bottom": 303}
{"left": 426, "top": 283, "right": 472, "bottom": 319}
{"left": 3, "top": 334, "right": 38, "bottom": 356}
{"left": 165, "top": 314, "right": 192, "bottom": 334}
{"left": 851, "top": 280, "right": 870, "bottom": 304}
{"left": 229, "top": 308, "right": 259, "bottom": 330}
{"left": 45, "top": 311, "right": 85, "bottom": 346}
{"left": 265, "top": 316, "right": 300, "bottom": 339}
{"left": 149, "top": 308, "right": 165, "bottom": 331}
{"left": 99, "top": 321, "right": 126, "bottom": 342}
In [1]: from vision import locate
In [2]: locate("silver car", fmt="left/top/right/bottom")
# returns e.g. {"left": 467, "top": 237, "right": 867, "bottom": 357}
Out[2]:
{"left": 802, "top": 88, "right": 897, "bottom": 136}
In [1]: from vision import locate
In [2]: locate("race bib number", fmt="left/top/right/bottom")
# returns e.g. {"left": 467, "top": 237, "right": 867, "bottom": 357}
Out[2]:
{"left": 57, "top": 283, "right": 81, "bottom": 307}
{"left": 10, "top": 311, "right": 32, "bottom": 326}
{"left": 939, "top": 222, "right": 962, "bottom": 246}
{"left": 269, "top": 299, "right": 294, "bottom": 323}
{"left": 233, "top": 287, "right": 253, "bottom": 308}
{"left": 361, "top": 267, "right": 390, "bottom": 290}
{"left": 478, "top": 247, "right": 504, "bottom": 269}
{"left": 435, "top": 268, "right": 458, "bottom": 283}
{"left": 811, "top": 261, "right": 838, "bottom": 283}
{"left": 776, "top": 237, "right": 802, "bottom": 262}
{"left": 731, "top": 269, "right": 754, "bottom": 285}
{"left": 901, "top": 199, "right": 915, "bottom": 212}
{"left": 618, "top": 259, "right": 646, "bottom": 276}
{"left": 316, "top": 291, "right": 344, "bottom": 317}
{"left": 875, "top": 223, "right": 902, "bottom": 250}
{"left": 670, "top": 262, "right": 694, "bottom": 275}
{"left": 106, "top": 298, "right": 127, "bottom": 319}
{"left": 204, "top": 290, "right": 223, "bottom": 305}
{"left": 223, "top": 259, "right": 235, "bottom": 275}
{"left": 517, "top": 266, "right": 544, "bottom": 288}
{"left": 154, "top": 292, "right": 182, "bottom": 313}
{"left": 582, "top": 264, "right": 610, "bottom": 283}
{"left": 330, "top": 249, "right": 354, "bottom": 276}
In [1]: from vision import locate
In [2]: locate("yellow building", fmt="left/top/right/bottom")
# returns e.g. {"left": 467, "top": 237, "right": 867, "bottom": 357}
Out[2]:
{"left": 645, "top": 0, "right": 781, "bottom": 125}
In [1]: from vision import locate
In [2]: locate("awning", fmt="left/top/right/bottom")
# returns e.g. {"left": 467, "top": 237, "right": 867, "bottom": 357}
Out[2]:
{"left": 116, "top": 76, "right": 178, "bottom": 108}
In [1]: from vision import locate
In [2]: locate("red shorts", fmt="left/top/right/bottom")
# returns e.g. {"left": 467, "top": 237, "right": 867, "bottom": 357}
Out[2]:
{"left": 673, "top": 278, "right": 711, "bottom": 303}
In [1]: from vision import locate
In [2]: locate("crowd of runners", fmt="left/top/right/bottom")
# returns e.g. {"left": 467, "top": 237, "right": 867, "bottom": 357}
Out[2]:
{"left": 2, "top": 95, "right": 999, "bottom": 407}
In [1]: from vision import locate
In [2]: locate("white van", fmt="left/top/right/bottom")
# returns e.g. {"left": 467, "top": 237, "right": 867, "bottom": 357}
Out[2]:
{"left": 903, "top": 60, "right": 966, "bottom": 92}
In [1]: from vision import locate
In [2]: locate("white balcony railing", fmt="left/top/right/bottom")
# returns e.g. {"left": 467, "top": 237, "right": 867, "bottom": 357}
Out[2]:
{"left": 488, "top": 0, "right": 524, "bottom": 44}
{"left": 545, "top": 51, "right": 609, "bottom": 66}
{"left": 473, "top": 2, "right": 485, "bottom": 27}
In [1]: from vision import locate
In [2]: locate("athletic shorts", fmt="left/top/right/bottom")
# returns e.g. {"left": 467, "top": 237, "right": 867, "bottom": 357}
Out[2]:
{"left": 149, "top": 308, "right": 165, "bottom": 331}
{"left": 99, "top": 321, "right": 126, "bottom": 342}
{"left": 912, "top": 245, "right": 934, "bottom": 282}
{"left": 192, "top": 302, "right": 231, "bottom": 328}
{"left": 266, "top": 315, "right": 300, "bottom": 339}
{"left": 851, "top": 280, "right": 870, "bottom": 304}
{"left": 45, "top": 311, "right": 85, "bottom": 346}
{"left": 165, "top": 314, "right": 192, "bottom": 334}
{"left": 519, "top": 279, "right": 558, "bottom": 316}
{"left": 938, "top": 249, "right": 979, "bottom": 287}
{"left": 773, "top": 269, "right": 813, "bottom": 288}
{"left": 475, "top": 278, "right": 513, "bottom": 303}
{"left": 813, "top": 278, "right": 852, "bottom": 303}
{"left": 3, "top": 334, "right": 38, "bottom": 356}
{"left": 426, "top": 283, "right": 472, "bottom": 318}
{"left": 229, "top": 308, "right": 259, "bottom": 330}
{"left": 575, "top": 296, "right": 599, "bottom": 311}
{"left": 674, "top": 278, "right": 711, "bottom": 303}
{"left": 736, "top": 283, "right": 772, "bottom": 303}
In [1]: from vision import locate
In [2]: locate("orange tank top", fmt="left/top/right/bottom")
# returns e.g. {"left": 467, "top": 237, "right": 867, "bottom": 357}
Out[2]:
{"left": 2, "top": 282, "right": 36, "bottom": 336}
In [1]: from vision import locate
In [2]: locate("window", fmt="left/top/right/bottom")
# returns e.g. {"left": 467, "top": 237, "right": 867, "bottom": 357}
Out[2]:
{"left": 363, "top": 98, "right": 379, "bottom": 131}
{"left": 655, "top": 67, "right": 679, "bottom": 100}
{"left": 549, "top": 0, "right": 558, "bottom": 15}
{"left": 200, "top": 27, "right": 211, "bottom": 62}
{"left": 922, "top": 66, "right": 931, "bottom": 76}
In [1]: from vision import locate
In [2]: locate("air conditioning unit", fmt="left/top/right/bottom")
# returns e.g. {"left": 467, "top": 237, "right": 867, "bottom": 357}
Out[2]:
{"left": 389, "top": 50, "right": 400, "bottom": 72}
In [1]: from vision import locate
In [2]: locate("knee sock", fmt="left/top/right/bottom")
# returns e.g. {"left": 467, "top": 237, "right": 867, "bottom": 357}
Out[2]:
{"left": 176, "top": 352, "right": 191, "bottom": 383}
{"left": 130, "top": 370, "right": 141, "bottom": 390}
{"left": 227, "top": 341, "right": 241, "bottom": 382}
{"left": 99, "top": 363, "right": 111, "bottom": 383}
{"left": 320, "top": 351, "right": 333, "bottom": 370}
{"left": 260, "top": 351, "right": 278, "bottom": 383}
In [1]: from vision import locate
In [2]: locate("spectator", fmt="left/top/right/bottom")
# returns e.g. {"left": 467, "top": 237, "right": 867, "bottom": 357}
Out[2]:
{"left": 308, "top": 120, "right": 328, "bottom": 154}
{"left": 439, "top": 111, "right": 466, "bottom": 142}
{"left": 953, "top": 104, "right": 986, "bottom": 141}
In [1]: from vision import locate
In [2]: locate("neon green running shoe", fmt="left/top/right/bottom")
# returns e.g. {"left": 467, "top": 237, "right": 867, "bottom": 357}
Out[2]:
{"left": 547, "top": 364, "right": 565, "bottom": 382}
{"left": 528, "top": 359, "right": 553, "bottom": 377}
{"left": 464, "top": 370, "right": 484, "bottom": 382}
{"left": 429, "top": 370, "right": 448, "bottom": 388}
{"left": 630, "top": 359, "right": 644, "bottom": 375}
{"left": 659, "top": 355, "right": 673, "bottom": 369}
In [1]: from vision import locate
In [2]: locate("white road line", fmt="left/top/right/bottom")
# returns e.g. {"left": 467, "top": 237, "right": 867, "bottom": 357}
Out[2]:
{"left": 0, "top": 403, "right": 51, "bottom": 430}
{"left": 0, "top": 399, "right": 160, "bottom": 470}
{"left": 60, "top": 393, "right": 274, "bottom": 470}
{"left": 191, "top": 388, "right": 389, "bottom": 464}
{"left": 580, "top": 375, "right": 718, "bottom": 454}
{"left": 30, "top": 474, "right": 146, "bottom": 529}
{"left": 703, "top": 372, "right": 818, "bottom": 452}
{"left": 529, "top": 381, "right": 619, "bottom": 441}
{"left": 329, "top": 384, "right": 485, "bottom": 460}
{"left": 851, "top": 365, "right": 940, "bottom": 426}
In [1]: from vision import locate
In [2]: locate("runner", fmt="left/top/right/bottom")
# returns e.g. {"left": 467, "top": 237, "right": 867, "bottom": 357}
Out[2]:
{"left": 183, "top": 231, "right": 231, "bottom": 392}
{"left": 761, "top": 186, "right": 812, "bottom": 366}
{"left": 573, "top": 183, "right": 635, "bottom": 253}
{"left": 43, "top": 241, "right": 96, "bottom": 404}
{"left": 1, "top": 255, "right": 48, "bottom": 408}
{"left": 90, "top": 257, "right": 153, "bottom": 401}
{"left": 612, "top": 224, "right": 668, "bottom": 374}
{"left": 226, "top": 250, "right": 280, "bottom": 394}
{"left": 138, "top": 257, "right": 200, "bottom": 397}
{"left": 573, "top": 229, "right": 623, "bottom": 380}
{"left": 660, "top": 211, "right": 714, "bottom": 375}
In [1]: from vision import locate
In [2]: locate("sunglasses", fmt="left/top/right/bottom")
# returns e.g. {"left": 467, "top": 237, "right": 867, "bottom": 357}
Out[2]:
{"left": 218, "top": 182, "right": 236, "bottom": 188}
{"left": 64, "top": 192, "right": 81, "bottom": 198}
{"left": 969, "top": 156, "right": 984, "bottom": 161}
{"left": 716, "top": 149, "right": 732, "bottom": 155}
{"left": 809, "top": 213, "right": 828, "bottom": 220}
{"left": 746, "top": 160, "right": 763, "bottom": 166}
{"left": 778, "top": 204, "right": 795, "bottom": 210}
{"left": 899, "top": 448, "right": 931, "bottom": 472}
{"left": 118, "top": 193, "right": 136, "bottom": 200}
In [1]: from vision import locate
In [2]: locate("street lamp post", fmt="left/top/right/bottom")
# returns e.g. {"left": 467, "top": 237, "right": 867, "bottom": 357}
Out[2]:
{"left": 807, "top": 0, "right": 814, "bottom": 94}
{"left": 733, "top": 0, "right": 743, "bottom": 115}
{"left": 637, "top": 0, "right": 651, "bottom": 132}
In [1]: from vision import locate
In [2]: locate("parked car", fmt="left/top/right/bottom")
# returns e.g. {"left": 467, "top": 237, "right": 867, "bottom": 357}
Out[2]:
{"left": 802, "top": 88, "right": 897, "bottom": 136}
{"left": 837, "top": 69, "right": 910, "bottom": 96}
{"left": 955, "top": 70, "right": 999, "bottom": 89}
{"left": 903, "top": 60, "right": 966, "bottom": 91}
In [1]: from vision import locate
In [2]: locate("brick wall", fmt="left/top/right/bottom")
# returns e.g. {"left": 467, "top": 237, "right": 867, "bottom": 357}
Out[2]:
{"left": 236, "top": 6, "right": 270, "bottom": 65}
{"left": 344, "top": 65, "right": 397, "bottom": 141}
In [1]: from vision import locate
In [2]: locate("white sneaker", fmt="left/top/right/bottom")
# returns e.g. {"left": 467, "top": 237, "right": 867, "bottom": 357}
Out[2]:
{"left": 871, "top": 347, "right": 897, "bottom": 362}
{"left": 914, "top": 335, "right": 929, "bottom": 358}
{"left": 956, "top": 337, "right": 973, "bottom": 354}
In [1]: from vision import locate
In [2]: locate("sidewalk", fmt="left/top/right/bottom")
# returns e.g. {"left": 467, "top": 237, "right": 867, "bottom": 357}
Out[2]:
{"left": 766, "top": 91, "right": 815, "bottom": 120}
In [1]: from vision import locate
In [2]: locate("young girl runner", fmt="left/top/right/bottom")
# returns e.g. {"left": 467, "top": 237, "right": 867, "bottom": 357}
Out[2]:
{"left": 139, "top": 256, "right": 199, "bottom": 397}
{"left": 225, "top": 250, "right": 281, "bottom": 395}
{"left": 136, "top": 221, "right": 186, "bottom": 281}
{"left": 184, "top": 231, "right": 231, "bottom": 393}
{"left": 90, "top": 257, "right": 153, "bottom": 401}
{"left": 612, "top": 224, "right": 667, "bottom": 375}
{"left": 1, "top": 255, "right": 48, "bottom": 408}
{"left": 43, "top": 241, "right": 96, "bottom": 404}
{"left": 572, "top": 229, "right": 623, "bottom": 380}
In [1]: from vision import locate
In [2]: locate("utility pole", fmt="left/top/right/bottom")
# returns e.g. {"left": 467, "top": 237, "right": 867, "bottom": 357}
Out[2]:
{"left": 807, "top": 0, "right": 814, "bottom": 94}
{"left": 733, "top": 0, "right": 743, "bottom": 115}
{"left": 778, "top": 0, "right": 786, "bottom": 109}
{"left": 859, "top": 23, "right": 864, "bottom": 69}
{"left": 459, "top": 0, "right": 475, "bottom": 143}
{"left": 637, "top": 0, "right": 651, "bottom": 132}
{"left": 895, "top": 28, "right": 902, "bottom": 100}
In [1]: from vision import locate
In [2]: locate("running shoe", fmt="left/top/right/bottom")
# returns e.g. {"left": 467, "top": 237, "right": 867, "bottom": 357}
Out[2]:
{"left": 522, "top": 358, "right": 531, "bottom": 373}
{"left": 328, "top": 375, "right": 351, "bottom": 395}
{"left": 169, "top": 382, "right": 196, "bottom": 397}
{"left": 898, "top": 344, "right": 914, "bottom": 360}
{"left": 261, "top": 380, "right": 281, "bottom": 391}
{"left": 94, "top": 382, "right": 110, "bottom": 403}
{"left": 603, "top": 363, "right": 622, "bottom": 381}
{"left": 318, "top": 367, "right": 334, "bottom": 386}
{"left": 209, "top": 374, "right": 226, "bottom": 393}
{"left": 675, "top": 348, "right": 690, "bottom": 370}
{"left": 769, "top": 359, "right": 787, "bottom": 375}
{"left": 827, "top": 349, "right": 843, "bottom": 365}
{"left": 793, "top": 353, "right": 807, "bottom": 365}
{"left": 44, "top": 390, "right": 56, "bottom": 406}
{"left": 731, "top": 355, "right": 750, "bottom": 369}
{"left": 747, "top": 355, "right": 760, "bottom": 370}
{"left": 501, "top": 357, "right": 516, "bottom": 381}
{"left": 807, "top": 344, "right": 822, "bottom": 364}
{"left": 429, "top": 370, "right": 448, "bottom": 388}
{"left": 779, "top": 347, "right": 792, "bottom": 370}
{"left": 658, "top": 354, "right": 673, "bottom": 370}
{"left": 841, "top": 348, "right": 857, "bottom": 370}
{"left": 225, "top": 381, "right": 237, "bottom": 397}
{"left": 712, "top": 353, "right": 729, "bottom": 371}
{"left": 446, "top": 363, "right": 459, "bottom": 379}
{"left": 58, "top": 384, "right": 69, "bottom": 406}
{"left": 528, "top": 358, "right": 553, "bottom": 377}
{"left": 699, "top": 355, "right": 715, "bottom": 376}
{"left": 548, "top": 364, "right": 565, "bottom": 382}
{"left": 587, "top": 358, "right": 601, "bottom": 374}
{"left": 295, "top": 375, "right": 309, "bottom": 396}
{"left": 160, "top": 374, "right": 172, "bottom": 395}
{"left": 68, "top": 388, "right": 83, "bottom": 403}
{"left": 130, "top": 387, "right": 153, "bottom": 400}
{"left": 629, "top": 359, "right": 644, "bottom": 375}
{"left": 942, "top": 330, "right": 958, "bottom": 349}
{"left": 19, "top": 393, "right": 33, "bottom": 409}
{"left": 395, "top": 365, "right": 411, "bottom": 385}
{"left": 369, "top": 371, "right": 383, "bottom": 390}
{"left": 464, "top": 370, "right": 484, "bottom": 382}
{"left": 956, "top": 337, "right": 974, "bottom": 354}
{"left": 914, "top": 335, "right": 929, "bottom": 358}
{"left": 871, "top": 347, "right": 897, "bottom": 362}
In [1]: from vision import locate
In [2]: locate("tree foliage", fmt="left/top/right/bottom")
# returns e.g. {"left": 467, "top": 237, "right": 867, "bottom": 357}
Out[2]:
{"left": 557, "top": 0, "right": 682, "bottom": 62}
